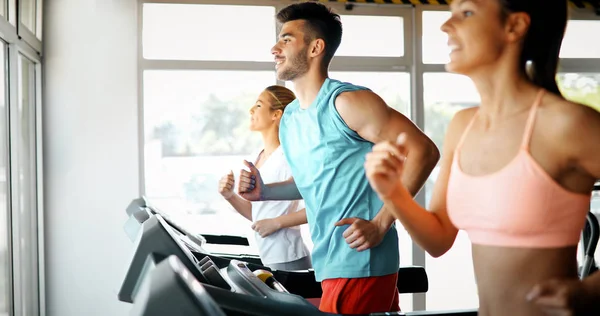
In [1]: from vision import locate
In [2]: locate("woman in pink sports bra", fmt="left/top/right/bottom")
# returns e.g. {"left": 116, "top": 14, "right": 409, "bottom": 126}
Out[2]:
{"left": 365, "top": 0, "right": 600, "bottom": 315}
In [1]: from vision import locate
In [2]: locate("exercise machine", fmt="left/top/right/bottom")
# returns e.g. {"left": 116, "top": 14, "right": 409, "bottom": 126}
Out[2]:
{"left": 124, "top": 212, "right": 476, "bottom": 316}
{"left": 121, "top": 197, "right": 429, "bottom": 300}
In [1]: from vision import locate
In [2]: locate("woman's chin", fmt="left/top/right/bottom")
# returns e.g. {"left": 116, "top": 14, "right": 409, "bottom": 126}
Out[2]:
{"left": 444, "top": 61, "right": 468, "bottom": 75}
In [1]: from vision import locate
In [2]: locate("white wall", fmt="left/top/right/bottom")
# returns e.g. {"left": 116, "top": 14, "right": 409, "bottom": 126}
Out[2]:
{"left": 43, "top": 0, "right": 138, "bottom": 315}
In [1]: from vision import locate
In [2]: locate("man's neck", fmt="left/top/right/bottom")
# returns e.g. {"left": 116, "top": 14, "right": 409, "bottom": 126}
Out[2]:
{"left": 292, "top": 71, "right": 328, "bottom": 109}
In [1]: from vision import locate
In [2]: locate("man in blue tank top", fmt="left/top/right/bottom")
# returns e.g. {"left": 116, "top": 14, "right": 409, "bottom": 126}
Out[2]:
{"left": 237, "top": 2, "right": 440, "bottom": 314}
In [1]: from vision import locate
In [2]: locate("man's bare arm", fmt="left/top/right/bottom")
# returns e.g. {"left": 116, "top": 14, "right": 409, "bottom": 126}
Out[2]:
{"left": 335, "top": 89, "right": 440, "bottom": 197}
{"left": 335, "top": 90, "right": 440, "bottom": 230}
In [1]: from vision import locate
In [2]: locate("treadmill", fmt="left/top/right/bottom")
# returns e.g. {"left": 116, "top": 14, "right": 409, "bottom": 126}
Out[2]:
{"left": 123, "top": 212, "right": 477, "bottom": 316}
{"left": 121, "top": 196, "right": 429, "bottom": 299}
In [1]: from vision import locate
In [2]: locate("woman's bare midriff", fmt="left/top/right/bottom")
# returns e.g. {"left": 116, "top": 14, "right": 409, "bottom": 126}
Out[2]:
{"left": 472, "top": 244, "right": 579, "bottom": 316}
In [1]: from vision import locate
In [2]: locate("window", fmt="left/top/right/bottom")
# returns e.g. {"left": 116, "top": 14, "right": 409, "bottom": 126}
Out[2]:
{"left": 13, "top": 54, "right": 38, "bottom": 316}
{"left": 422, "top": 11, "right": 451, "bottom": 65}
{"left": 557, "top": 73, "right": 600, "bottom": 112}
{"left": 142, "top": 4, "right": 276, "bottom": 61}
{"left": 337, "top": 15, "right": 404, "bottom": 57}
{"left": 424, "top": 73, "right": 480, "bottom": 311}
{"left": 0, "top": 41, "right": 8, "bottom": 316}
{"left": 424, "top": 73, "right": 479, "bottom": 153}
{"left": 143, "top": 70, "right": 276, "bottom": 253}
{"left": 560, "top": 20, "right": 600, "bottom": 58}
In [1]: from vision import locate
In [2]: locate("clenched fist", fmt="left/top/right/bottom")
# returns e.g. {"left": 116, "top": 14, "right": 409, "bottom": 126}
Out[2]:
{"left": 364, "top": 133, "right": 409, "bottom": 200}
{"left": 218, "top": 170, "right": 235, "bottom": 199}
{"left": 238, "top": 160, "right": 265, "bottom": 201}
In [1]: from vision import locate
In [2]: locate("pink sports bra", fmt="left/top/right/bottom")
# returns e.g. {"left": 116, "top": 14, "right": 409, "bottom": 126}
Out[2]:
{"left": 446, "top": 90, "right": 591, "bottom": 248}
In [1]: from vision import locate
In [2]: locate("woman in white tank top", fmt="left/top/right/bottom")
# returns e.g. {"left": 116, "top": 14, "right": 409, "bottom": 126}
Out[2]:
{"left": 218, "top": 85, "right": 312, "bottom": 271}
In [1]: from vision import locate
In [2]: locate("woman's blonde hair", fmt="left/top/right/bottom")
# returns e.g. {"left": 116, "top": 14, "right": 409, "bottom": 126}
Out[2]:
{"left": 264, "top": 85, "right": 296, "bottom": 112}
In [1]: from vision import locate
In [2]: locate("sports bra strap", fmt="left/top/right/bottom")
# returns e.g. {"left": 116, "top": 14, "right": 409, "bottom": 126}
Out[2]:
{"left": 521, "top": 89, "right": 545, "bottom": 149}
{"left": 455, "top": 111, "right": 478, "bottom": 152}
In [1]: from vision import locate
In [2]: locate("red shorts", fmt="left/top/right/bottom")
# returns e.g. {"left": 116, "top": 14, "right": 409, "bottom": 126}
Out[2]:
{"left": 319, "top": 272, "right": 400, "bottom": 314}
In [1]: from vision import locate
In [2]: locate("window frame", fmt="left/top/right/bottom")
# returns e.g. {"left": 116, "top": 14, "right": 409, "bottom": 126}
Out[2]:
{"left": 0, "top": 0, "right": 44, "bottom": 314}
{"left": 8, "top": 44, "right": 42, "bottom": 316}
{"left": 0, "top": 39, "right": 12, "bottom": 316}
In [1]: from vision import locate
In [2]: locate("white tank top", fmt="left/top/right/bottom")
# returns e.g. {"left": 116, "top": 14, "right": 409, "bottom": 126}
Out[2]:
{"left": 250, "top": 146, "right": 309, "bottom": 264}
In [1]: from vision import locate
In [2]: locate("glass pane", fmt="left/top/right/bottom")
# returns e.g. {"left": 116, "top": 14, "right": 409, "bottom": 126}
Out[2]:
{"left": 0, "top": 42, "right": 9, "bottom": 316}
{"left": 285, "top": 72, "right": 410, "bottom": 117}
{"left": 36, "top": 0, "right": 42, "bottom": 40}
{"left": 20, "top": 0, "right": 36, "bottom": 33}
{"left": 16, "top": 54, "right": 38, "bottom": 316}
{"left": 557, "top": 73, "right": 600, "bottom": 112}
{"left": 0, "top": 0, "right": 6, "bottom": 18}
{"left": 560, "top": 20, "right": 600, "bottom": 58}
{"left": 337, "top": 15, "right": 404, "bottom": 57}
{"left": 329, "top": 72, "right": 411, "bottom": 117}
{"left": 143, "top": 4, "right": 276, "bottom": 62}
{"left": 422, "top": 11, "right": 451, "bottom": 64}
{"left": 424, "top": 73, "right": 480, "bottom": 311}
{"left": 143, "top": 70, "right": 278, "bottom": 254}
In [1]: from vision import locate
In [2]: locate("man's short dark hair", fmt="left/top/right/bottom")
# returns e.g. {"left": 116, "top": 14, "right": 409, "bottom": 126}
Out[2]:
{"left": 276, "top": 1, "right": 343, "bottom": 68}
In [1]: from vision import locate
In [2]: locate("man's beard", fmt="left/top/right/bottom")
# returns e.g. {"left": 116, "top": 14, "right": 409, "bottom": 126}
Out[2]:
{"left": 277, "top": 48, "right": 309, "bottom": 81}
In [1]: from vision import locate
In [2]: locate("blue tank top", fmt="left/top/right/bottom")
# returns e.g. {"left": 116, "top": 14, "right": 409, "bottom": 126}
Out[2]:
{"left": 279, "top": 78, "right": 399, "bottom": 281}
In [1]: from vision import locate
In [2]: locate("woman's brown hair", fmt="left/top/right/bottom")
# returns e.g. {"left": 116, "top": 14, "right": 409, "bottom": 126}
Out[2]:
{"left": 264, "top": 85, "right": 296, "bottom": 112}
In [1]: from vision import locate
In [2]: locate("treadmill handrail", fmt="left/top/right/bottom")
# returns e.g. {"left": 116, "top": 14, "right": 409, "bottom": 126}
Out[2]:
{"left": 585, "top": 213, "right": 599, "bottom": 256}
{"left": 581, "top": 212, "right": 600, "bottom": 279}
